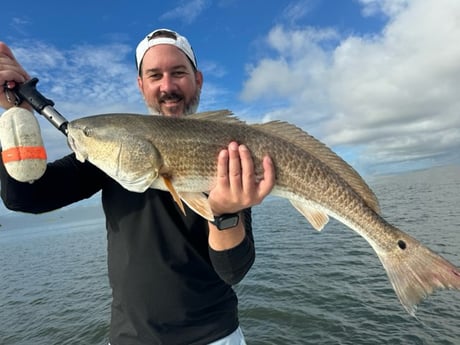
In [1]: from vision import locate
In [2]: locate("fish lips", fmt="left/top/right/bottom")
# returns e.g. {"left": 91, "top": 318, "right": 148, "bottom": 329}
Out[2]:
{"left": 67, "top": 133, "right": 88, "bottom": 163}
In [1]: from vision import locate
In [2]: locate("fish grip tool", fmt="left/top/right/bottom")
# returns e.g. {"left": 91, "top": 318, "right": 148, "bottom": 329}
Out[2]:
{"left": 7, "top": 77, "right": 69, "bottom": 136}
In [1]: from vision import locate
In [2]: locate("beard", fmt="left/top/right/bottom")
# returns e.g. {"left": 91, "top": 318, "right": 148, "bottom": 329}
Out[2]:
{"left": 146, "top": 88, "right": 201, "bottom": 117}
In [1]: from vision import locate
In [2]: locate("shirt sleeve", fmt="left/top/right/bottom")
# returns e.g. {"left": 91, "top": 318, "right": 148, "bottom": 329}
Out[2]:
{"left": 208, "top": 208, "right": 255, "bottom": 285}
{"left": 0, "top": 152, "right": 104, "bottom": 213}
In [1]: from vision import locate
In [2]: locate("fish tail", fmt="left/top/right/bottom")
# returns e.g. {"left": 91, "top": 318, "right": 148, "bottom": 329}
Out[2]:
{"left": 374, "top": 229, "right": 460, "bottom": 316}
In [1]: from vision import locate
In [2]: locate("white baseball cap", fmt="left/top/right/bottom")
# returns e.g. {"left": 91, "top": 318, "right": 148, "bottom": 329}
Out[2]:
{"left": 135, "top": 28, "right": 197, "bottom": 71}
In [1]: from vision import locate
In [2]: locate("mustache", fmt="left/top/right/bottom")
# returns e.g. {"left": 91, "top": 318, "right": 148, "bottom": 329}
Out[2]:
{"left": 159, "top": 92, "right": 183, "bottom": 102}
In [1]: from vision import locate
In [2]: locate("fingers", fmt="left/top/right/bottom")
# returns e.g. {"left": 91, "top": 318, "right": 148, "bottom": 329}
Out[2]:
{"left": 258, "top": 155, "right": 275, "bottom": 198}
{"left": 216, "top": 146, "right": 230, "bottom": 187}
{"left": 0, "top": 42, "right": 17, "bottom": 62}
{"left": 236, "top": 143, "right": 275, "bottom": 202}
{"left": 215, "top": 141, "right": 275, "bottom": 204}
{"left": 0, "top": 42, "right": 29, "bottom": 83}
{"left": 228, "top": 141, "right": 243, "bottom": 192}
{"left": 238, "top": 144, "right": 256, "bottom": 195}
{"left": 0, "top": 42, "right": 31, "bottom": 110}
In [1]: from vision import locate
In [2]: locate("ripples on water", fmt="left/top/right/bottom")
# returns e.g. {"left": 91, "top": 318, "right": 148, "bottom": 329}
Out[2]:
{"left": 0, "top": 206, "right": 110, "bottom": 345}
{"left": 0, "top": 165, "right": 459, "bottom": 344}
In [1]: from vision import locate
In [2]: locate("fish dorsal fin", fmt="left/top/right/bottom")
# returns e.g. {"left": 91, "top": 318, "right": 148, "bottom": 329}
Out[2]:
{"left": 290, "top": 200, "right": 329, "bottom": 231}
{"left": 188, "top": 109, "right": 246, "bottom": 125}
{"left": 253, "top": 121, "right": 380, "bottom": 214}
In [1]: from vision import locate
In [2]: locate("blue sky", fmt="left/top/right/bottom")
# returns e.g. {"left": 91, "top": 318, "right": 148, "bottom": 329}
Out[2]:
{"left": 1, "top": 0, "right": 459, "bottom": 177}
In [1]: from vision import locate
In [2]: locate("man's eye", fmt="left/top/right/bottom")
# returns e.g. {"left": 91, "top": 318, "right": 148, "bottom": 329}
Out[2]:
{"left": 149, "top": 73, "right": 162, "bottom": 80}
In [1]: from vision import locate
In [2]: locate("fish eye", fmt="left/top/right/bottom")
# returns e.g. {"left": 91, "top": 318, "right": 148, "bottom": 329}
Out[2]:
{"left": 83, "top": 127, "right": 92, "bottom": 137}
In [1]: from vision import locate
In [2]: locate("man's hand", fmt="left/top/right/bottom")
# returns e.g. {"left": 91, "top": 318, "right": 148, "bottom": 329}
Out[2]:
{"left": 0, "top": 42, "right": 31, "bottom": 110}
{"left": 207, "top": 141, "right": 275, "bottom": 217}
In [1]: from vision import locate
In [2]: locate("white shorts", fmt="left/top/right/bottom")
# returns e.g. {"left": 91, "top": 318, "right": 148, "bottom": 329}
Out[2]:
{"left": 108, "top": 326, "right": 247, "bottom": 345}
{"left": 209, "top": 326, "right": 247, "bottom": 345}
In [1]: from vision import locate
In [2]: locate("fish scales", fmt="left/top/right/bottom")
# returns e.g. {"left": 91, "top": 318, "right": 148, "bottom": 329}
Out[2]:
{"left": 123, "top": 113, "right": 360, "bottom": 207}
{"left": 67, "top": 110, "right": 460, "bottom": 316}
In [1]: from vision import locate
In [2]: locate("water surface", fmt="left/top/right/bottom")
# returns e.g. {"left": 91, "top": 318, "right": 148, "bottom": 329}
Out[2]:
{"left": 1, "top": 165, "right": 459, "bottom": 344}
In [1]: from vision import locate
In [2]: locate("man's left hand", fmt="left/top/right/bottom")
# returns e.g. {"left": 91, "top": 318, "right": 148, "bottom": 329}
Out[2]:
{"left": 207, "top": 141, "right": 275, "bottom": 216}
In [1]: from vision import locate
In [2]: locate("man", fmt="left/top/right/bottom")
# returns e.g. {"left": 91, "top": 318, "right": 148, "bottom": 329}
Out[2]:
{"left": 0, "top": 29, "right": 275, "bottom": 344}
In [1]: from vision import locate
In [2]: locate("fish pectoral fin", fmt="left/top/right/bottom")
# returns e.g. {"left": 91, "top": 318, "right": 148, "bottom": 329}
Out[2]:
{"left": 160, "top": 175, "right": 214, "bottom": 221}
{"left": 162, "top": 176, "right": 186, "bottom": 216}
{"left": 289, "top": 200, "right": 329, "bottom": 231}
{"left": 180, "top": 192, "right": 215, "bottom": 222}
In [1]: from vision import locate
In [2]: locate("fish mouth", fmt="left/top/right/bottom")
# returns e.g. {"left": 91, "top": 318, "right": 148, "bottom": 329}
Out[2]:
{"left": 67, "top": 134, "right": 88, "bottom": 163}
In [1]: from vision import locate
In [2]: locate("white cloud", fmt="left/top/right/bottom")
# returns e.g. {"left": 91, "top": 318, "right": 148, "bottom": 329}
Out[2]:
{"left": 200, "top": 60, "right": 227, "bottom": 78}
{"left": 358, "top": 0, "right": 409, "bottom": 17}
{"left": 280, "top": 0, "right": 316, "bottom": 25}
{"left": 8, "top": 16, "right": 31, "bottom": 36}
{"left": 160, "top": 0, "right": 210, "bottom": 24}
{"left": 240, "top": 0, "right": 460, "bottom": 174}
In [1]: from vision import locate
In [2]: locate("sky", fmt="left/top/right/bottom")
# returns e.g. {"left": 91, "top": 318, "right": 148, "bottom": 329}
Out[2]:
{"left": 1, "top": 0, "right": 459, "bottom": 178}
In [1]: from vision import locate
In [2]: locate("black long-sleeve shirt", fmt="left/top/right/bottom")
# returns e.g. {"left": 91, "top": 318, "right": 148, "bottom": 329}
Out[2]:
{"left": 0, "top": 153, "right": 255, "bottom": 345}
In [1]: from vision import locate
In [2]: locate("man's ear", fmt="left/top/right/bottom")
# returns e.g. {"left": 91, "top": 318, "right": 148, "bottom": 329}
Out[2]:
{"left": 137, "top": 75, "right": 144, "bottom": 93}
{"left": 195, "top": 70, "right": 203, "bottom": 89}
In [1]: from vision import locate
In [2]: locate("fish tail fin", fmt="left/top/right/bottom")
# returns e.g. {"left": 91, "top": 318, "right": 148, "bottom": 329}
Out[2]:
{"left": 374, "top": 229, "right": 460, "bottom": 316}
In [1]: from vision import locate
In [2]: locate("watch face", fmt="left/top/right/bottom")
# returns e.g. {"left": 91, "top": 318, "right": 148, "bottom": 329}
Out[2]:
{"left": 219, "top": 215, "right": 239, "bottom": 229}
{"left": 214, "top": 213, "right": 240, "bottom": 230}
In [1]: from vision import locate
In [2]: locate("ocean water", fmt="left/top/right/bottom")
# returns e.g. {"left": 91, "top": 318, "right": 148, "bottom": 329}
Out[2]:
{"left": 0, "top": 165, "right": 459, "bottom": 345}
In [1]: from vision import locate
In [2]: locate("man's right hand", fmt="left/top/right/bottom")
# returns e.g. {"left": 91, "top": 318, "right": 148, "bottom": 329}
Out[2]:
{"left": 0, "top": 42, "right": 31, "bottom": 110}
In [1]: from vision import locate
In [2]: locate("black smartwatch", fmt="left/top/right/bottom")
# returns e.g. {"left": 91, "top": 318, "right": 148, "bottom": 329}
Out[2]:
{"left": 210, "top": 212, "right": 240, "bottom": 230}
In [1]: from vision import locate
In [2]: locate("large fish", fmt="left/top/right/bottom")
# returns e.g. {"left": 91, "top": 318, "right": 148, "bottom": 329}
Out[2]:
{"left": 67, "top": 110, "right": 460, "bottom": 315}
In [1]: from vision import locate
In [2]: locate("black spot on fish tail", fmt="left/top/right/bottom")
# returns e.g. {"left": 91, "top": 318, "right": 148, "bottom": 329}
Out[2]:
{"left": 398, "top": 240, "right": 407, "bottom": 250}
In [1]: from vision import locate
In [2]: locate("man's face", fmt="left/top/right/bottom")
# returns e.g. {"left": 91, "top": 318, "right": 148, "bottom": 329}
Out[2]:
{"left": 137, "top": 44, "right": 203, "bottom": 117}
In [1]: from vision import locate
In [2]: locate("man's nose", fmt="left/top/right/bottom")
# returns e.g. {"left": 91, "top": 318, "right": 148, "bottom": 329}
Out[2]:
{"left": 159, "top": 74, "right": 177, "bottom": 93}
